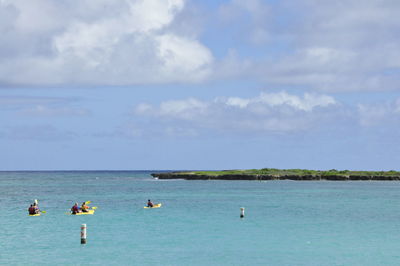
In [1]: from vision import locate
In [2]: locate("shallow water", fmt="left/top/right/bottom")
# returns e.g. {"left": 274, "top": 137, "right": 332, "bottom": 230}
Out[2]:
{"left": 1, "top": 171, "right": 400, "bottom": 265}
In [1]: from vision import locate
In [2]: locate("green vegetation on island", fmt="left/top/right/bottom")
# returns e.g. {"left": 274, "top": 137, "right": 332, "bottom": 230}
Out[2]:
{"left": 189, "top": 168, "right": 400, "bottom": 177}
{"left": 151, "top": 168, "right": 400, "bottom": 181}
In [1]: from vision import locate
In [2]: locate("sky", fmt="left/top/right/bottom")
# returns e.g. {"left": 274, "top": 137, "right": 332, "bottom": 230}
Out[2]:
{"left": 1, "top": 0, "right": 400, "bottom": 171}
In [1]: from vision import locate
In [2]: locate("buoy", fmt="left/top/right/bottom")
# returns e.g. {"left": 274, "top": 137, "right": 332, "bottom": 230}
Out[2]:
{"left": 240, "top": 207, "right": 245, "bottom": 218}
{"left": 81, "top": 224, "right": 87, "bottom": 244}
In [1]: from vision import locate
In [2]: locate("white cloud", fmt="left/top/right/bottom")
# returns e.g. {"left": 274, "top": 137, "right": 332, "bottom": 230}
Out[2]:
{"left": 2, "top": 0, "right": 399, "bottom": 92}
{"left": 358, "top": 99, "right": 400, "bottom": 127}
{"left": 223, "top": 92, "right": 336, "bottom": 112}
{"left": 137, "top": 98, "right": 209, "bottom": 120}
{"left": 0, "top": 0, "right": 213, "bottom": 86}
{"left": 135, "top": 103, "right": 153, "bottom": 114}
{"left": 215, "top": 0, "right": 400, "bottom": 92}
{"left": 258, "top": 92, "right": 336, "bottom": 111}
{"left": 134, "top": 91, "right": 338, "bottom": 134}
{"left": 156, "top": 34, "right": 213, "bottom": 81}
{"left": 225, "top": 97, "right": 250, "bottom": 109}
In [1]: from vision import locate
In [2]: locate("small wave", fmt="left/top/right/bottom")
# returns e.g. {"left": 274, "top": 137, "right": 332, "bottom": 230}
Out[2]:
{"left": 154, "top": 179, "right": 185, "bottom": 181}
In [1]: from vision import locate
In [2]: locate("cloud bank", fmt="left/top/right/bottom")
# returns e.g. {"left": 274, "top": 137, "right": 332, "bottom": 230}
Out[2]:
{"left": 0, "top": 0, "right": 213, "bottom": 86}
{"left": 1, "top": 0, "right": 399, "bottom": 92}
{"left": 133, "top": 91, "right": 338, "bottom": 135}
{"left": 216, "top": 0, "right": 400, "bottom": 92}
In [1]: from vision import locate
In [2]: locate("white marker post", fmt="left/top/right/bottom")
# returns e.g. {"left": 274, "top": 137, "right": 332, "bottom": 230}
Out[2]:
{"left": 240, "top": 207, "right": 245, "bottom": 218}
{"left": 81, "top": 224, "right": 87, "bottom": 244}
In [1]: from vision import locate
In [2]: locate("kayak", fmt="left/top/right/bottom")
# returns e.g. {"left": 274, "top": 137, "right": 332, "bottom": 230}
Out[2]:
{"left": 29, "top": 213, "right": 41, "bottom": 216}
{"left": 71, "top": 209, "right": 95, "bottom": 215}
{"left": 144, "top": 203, "right": 162, "bottom": 209}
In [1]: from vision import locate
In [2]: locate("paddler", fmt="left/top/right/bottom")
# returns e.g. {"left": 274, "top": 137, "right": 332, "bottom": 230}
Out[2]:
{"left": 32, "top": 202, "right": 40, "bottom": 214}
{"left": 81, "top": 202, "right": 89, "bottom": 213}
{"left": 147, "top": 199, "right": 154, "bottom": 208}
{"left": 71, "top": 202, "right": 80, "bottom": 214}
{"left": 28, "top": 204, "right": 36, "bottom": 215}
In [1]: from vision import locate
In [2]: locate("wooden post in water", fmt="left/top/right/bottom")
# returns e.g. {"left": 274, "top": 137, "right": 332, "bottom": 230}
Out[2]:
{"left": 240, "top": 207, "right": 245, "bottom": 218}
{"left": 81, "top": 224, "right": 87, "bottom": 244}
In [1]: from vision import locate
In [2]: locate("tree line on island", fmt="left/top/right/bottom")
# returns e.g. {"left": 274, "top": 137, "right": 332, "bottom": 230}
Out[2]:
{"left": 151, "top": 168, "right": 400, "bottom": 181}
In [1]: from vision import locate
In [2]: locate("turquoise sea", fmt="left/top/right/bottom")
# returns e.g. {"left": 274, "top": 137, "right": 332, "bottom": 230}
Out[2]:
{"left": 1, "top": 171, "right": 400, "bottom": 265}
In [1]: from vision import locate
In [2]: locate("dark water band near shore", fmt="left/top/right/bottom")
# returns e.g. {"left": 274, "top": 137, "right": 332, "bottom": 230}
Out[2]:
{"left": 152, "top": 170, "right": 400, "bottom": 181}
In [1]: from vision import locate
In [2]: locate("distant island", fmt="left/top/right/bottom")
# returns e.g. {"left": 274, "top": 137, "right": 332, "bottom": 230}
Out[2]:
{"left": 151, "top": 168, "right": 400, "bottom": 181}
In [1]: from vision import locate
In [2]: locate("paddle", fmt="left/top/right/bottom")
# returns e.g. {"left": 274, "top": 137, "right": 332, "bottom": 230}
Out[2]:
{"left": 91, "top": 207, "right": 97, "bottom": 210}
{"left": 41, "top": 211, "right": 46, "bottom": 213}
{"left": 85, "top": 201, "right": 91, "bottom": 205}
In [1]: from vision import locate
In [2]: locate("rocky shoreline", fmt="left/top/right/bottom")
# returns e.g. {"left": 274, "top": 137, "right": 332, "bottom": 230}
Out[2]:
{"left": 151, "top": 172, "right": 400, "bottom": 181}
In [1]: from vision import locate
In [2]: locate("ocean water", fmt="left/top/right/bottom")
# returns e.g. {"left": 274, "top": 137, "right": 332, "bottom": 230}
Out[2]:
{"left": 1, "top": 171, "right": 400, "bottom": 266}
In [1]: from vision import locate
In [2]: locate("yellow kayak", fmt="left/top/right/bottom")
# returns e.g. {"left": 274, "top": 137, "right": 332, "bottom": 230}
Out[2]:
{"left": 71, "top": 209, "right": 95, "bottom": 215}
{"left": 144, "top": 203, "right": 162, "bottom": 209}
{"left": 29, "top": 213, "right": 41, "bottom": 216}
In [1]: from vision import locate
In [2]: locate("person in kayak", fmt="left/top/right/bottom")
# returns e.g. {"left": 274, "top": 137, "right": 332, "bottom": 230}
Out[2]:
{"left": 32, "top": 202, "right": 40, "bottom": 214}
{"left": 147, "top": 199, "right": 154, "bottom": 208}
{"left": 71, "top": 202, "right": 80, "bottom": 214}
{"left": 28, "top": 204, "right": 36, "bottom": 215}
{"left": 81, "top": 202, "right": 89, "bottom": 213}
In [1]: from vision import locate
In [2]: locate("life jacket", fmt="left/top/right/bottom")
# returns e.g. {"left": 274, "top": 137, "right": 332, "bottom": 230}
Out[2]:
{"left": 71, "top": 205, "right": 79, "bottom": 213}
{"left": 29, "top": 206, "right": 36, "bottom": 214}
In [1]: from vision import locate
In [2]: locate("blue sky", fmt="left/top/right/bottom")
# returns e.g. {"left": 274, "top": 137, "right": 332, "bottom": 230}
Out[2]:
{"left": 1, "top": 0, "right": 400, "bottom": 170}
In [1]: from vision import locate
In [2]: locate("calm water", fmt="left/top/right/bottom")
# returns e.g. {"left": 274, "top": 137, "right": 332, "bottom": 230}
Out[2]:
{"left": 1, "top": 171, "right": 400, "bottom": 265}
